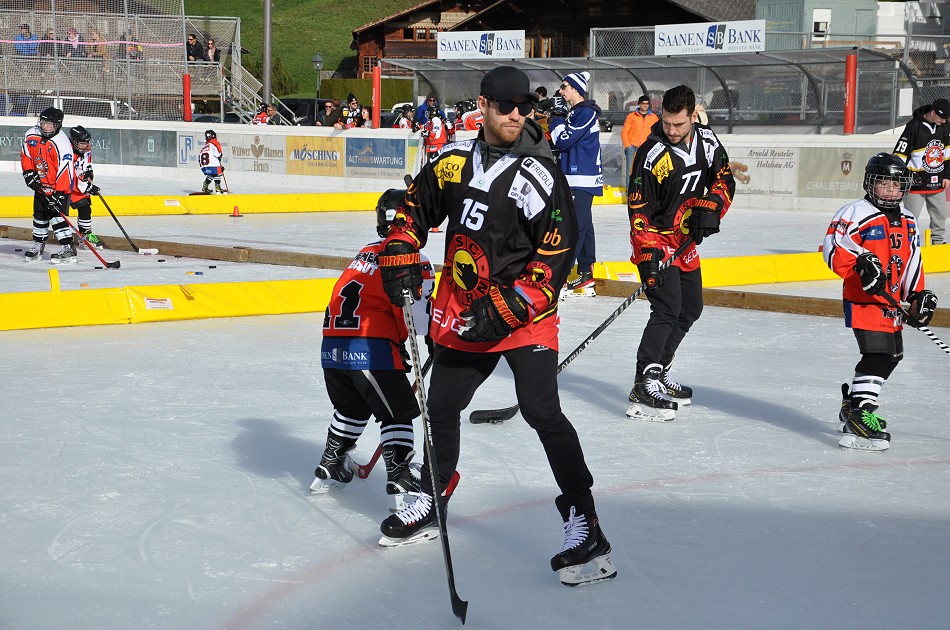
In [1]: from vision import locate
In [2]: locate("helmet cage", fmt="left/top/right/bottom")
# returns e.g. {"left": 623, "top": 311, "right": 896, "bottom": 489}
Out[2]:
{"left": 376, "top": 188, "right": 404, "bottom": 238}
{"left": 863, "top": 153, "right": 912, "bottom": 209}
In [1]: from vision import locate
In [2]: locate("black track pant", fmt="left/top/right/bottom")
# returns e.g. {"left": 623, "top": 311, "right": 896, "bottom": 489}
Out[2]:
{"left": 423, "top": 344, "right": 595, "bottom": 510}
{"left": 636, "top": 265, "right": 704, "bottom": 372}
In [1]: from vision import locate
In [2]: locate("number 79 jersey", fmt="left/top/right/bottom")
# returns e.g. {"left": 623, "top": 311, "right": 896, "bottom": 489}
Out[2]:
{"left": 321, "top": 240, "right": 434, "bottom": 371}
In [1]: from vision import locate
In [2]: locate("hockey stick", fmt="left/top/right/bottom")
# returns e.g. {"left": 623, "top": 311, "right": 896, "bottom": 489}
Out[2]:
{"left": 402, "top": 291, "right": 468, "bottom": 624}
{"left": 354, "top": 354, "right": 434, "bottom": 479}
{"left": 55, "top": 210, "right": 121, "bottom": 268}
{"left": 96, "top": 193, "right": 159, "bottom": 255}
{"left": 470, "top": 237, "right": 696, "bottom": 424}
{"left": 882, "top": 293, "right": 950, "bottom": 357}
{"left": 221, "top": 172, "right": 230, "bottom": 194}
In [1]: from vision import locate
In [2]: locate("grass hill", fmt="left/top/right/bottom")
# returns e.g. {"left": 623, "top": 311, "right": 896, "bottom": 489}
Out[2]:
{"left": 184, "top": 0, "right": 418, "bottom": 98}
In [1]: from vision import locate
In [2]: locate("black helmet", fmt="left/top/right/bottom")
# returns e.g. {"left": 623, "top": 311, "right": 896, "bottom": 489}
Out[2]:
{"left": 38, "top": 107, "right": 64, "bottom": 139}
{"left": 864, "top": 153, "right": 912, "bottom": 209}
{"left": 205, "top": 129, "right": 216, "bottom": 140}
{"left": 426, "top": 105, "right": 441, "bottom": 120}
{"left": 69, "top": 125, "right": 91, "bottom": 149}
{"left": 376, "top": 188, "right": 405, "bottom": 238}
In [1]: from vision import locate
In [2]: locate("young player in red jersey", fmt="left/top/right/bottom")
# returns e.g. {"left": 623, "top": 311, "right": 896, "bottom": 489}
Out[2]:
{"left": 67, "top": 126, "right": 104, "bottom": 250}
{"left": 421, "top": 105, "right": 454, "bottom": 160}
{"left": 311, "top": 189, "right": 435, "bottom": 511}
{"left": 455, "top": 99, "right": 484, "bottom": 131}
{"left": 21, "top": 107, "right": 76, "bottom": 263}
{"left": 199, "top": 129, "right": 226, "bottom": 194}
{"left": 823, "top": 153, "right": 938, "bottom": 452}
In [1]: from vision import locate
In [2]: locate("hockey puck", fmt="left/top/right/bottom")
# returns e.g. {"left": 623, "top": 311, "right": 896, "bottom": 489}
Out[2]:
{"left": 94, "top": 266, "right": 103, "bottom": 269}
{"left": 209, "top": 265, "right": 216, "bottom": 269}
{"left": 158, "top": 259, "right": 166, "bottom": 262}
{"left": 15, "top": 248, "right": 22, "bottom": 252}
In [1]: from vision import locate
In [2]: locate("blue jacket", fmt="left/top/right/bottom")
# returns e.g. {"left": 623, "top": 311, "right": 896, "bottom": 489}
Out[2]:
{"left": 550, "top": 99, "right": 603, "bottom": 195}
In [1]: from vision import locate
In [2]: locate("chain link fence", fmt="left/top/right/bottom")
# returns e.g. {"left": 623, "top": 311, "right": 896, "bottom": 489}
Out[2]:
{"left": 0, "top": 4, "right": 249, "bottom": 120}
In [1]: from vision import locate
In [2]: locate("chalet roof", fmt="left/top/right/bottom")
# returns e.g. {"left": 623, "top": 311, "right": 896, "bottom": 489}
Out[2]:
{"left": 352, "top": 0, "right": 439, "bottom": 36}
{"left": 668, "top": 0, "right": 757, "bottom": 22}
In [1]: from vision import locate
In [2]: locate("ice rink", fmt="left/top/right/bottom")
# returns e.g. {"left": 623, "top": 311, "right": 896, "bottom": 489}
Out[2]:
{"left": 2, "top": 173, "right": 950, "bottom": 629}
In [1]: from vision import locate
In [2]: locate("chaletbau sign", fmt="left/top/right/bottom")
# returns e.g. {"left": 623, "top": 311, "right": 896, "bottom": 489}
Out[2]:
{"left": 655, "top": 20, "right": 765, "bottom": 56}
{"left": 437, "top": 30, "right": 526, "bottom": 60}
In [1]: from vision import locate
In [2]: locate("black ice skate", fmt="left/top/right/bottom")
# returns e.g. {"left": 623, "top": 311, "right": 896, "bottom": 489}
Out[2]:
{"left": 378, "top": 470, "right": 460, "bottom": 547}
{"left": 661, "top": 360, "right": 692, "bottom": 405}
{"left": 550, "top": 504, "right": 617, "bottom": 587}
{"left": 839, "top": 398, "right": 890, "bottom": 452}
{"left": 382, "top": 446, "right": 422, "bottom": 512}
{"left": 626, "top": 363, "right": 677, "bottom": 421}
{"left": 309, "top": 436, "right": 355, "bottom": 493}
{"left": 24, "top": 241, "right": 45, "bottom": 261}
{"left": 49, "top": 242, "right": 77, "bottom": 265}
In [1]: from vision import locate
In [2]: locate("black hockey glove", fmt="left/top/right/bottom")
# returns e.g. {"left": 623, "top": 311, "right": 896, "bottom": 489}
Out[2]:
{"left": 549, "top": 96, "right": 568, "bottom": 117}
{"left": 87, "top": 184, "right": 101, "bottom": 196}
{"left": 379, "top": 241, "right": 423, "bottom": 306}
{"left": 636, "top": 247, "right": 664, "bottom": 289}
{"left": 907, "top": 290, "right": 937, "bottom": 327}
{"left": 688, "top": 195, "right": 722, "bottom": 245}
{"left": 84, "top": 168, "right": 94, "bottom": 182}
{"left": 23, "top": 169, "right": 42, "bottom": 192}
{"left": 44, "top": 191, "right": 69, "bottom": 216}
{"left": 855, "top": 252, "right": 886, "bottom": 296}
{"left": 459, "top": 286, "right": 530, "bottom": 343}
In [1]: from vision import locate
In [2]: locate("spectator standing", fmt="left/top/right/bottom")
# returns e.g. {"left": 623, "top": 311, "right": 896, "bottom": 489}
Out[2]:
{"left": 530, "top": 86, "right": 547, "bottom": 120}
{"left": 87, "top": 30, "right": 107, "bottom": 66}
{"left": 361, "top": 105, "right": 374, "bottom": 129}
{"left": 14, "top": 24, "right": 39, "bottom": 56}
{"left": 323, "top": 98, "right": 343, "bottom": 127}
{"left": 335, "top": 94, "right": 362, "bottom": 129}
{"left": 375, "top": 65, "right": 617, "bottom": 587}
{"left": 186, "top": 34, "right": 203, "bottom": 62}
{"left": 550, "top": 71, "right": 604, "bottom": 298}
{"left": 203, "top": 38, "right": 221, "bottom": 63}
{"left": 315, "top": 99, "right": 334, "bottom": 126}
{"left": 414, "top": 94, "right": 444, "bottom": 127}
{"left": 626, "top": 85, "right": 735, "bottom": 421}
{"left": 252, "top": 103, "right": 277, "bottom": 125}
{"left": 893, "top": 98, "right": 950, "bottom": 245}
{"left": 63, "top": 27, "right": 86, "bottom": 58}
{"left": 37, "top": 28, "right": 56, "bottom": 57}
{"left": 621, "top": 95, "right": 658, "bottom": 184}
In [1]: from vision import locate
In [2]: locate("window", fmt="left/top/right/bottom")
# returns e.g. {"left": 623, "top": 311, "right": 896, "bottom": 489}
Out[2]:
{"left": 416, "top": 28, "right": 427, "bottom": 40}
{"left": 429, "top": 28, "right": 438, "bottom": 40}
{"left": 363, "top": 56, "right": 378, "bottom": 73}
{"left": 403, "top": 28, "right": 413, "bottom": 40}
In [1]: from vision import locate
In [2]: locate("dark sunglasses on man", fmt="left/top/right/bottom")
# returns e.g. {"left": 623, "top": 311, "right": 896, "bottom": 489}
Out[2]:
{"left": 489, "top": 98, "right": 534, "bottom": 116}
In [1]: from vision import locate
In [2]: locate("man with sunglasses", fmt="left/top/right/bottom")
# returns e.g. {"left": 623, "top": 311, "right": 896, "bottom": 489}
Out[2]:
{"left": 375, "top": 65, "right": 616, "bottom": 586}
{"left": 893, "top": 98, "right": 950, "bottom": 245}
{"left": 549, "top": 71, "right": 603, "bottom": 298}
{"left": 185, "top": 34, "right": 203, "bottom": 62}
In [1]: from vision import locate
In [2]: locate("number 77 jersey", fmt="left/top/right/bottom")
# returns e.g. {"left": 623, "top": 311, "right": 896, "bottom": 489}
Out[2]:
{"left": 627, "top": 122, "right": 735, "bottom": 272}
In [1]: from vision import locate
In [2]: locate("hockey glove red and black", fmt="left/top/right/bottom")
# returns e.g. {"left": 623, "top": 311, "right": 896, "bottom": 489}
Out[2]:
{"left": 23, "top": 169, "right": 42, "bottom": 192}
{"left": 636, "top": 247, "right": 665, "bottom": 289}
{"left": 855, "top": 252, "right": 886, "bottom": 296}
{"left": 379, "top": 241, "right": 423, "bottom": 306}
{"left": 688, "top": 195, "right": 722, "bottom": 245}
{"left": 87, "top": 184, "right": 101, "bottom": 196}
{"left": 459, "top": 286, "right": 530, "bottom": 343}
{"left": 907, "top": 289, "right": 937, "bottom": 326}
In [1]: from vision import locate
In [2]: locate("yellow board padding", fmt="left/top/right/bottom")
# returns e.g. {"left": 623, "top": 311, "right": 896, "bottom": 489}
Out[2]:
{"left": 0, "top": 192, "right": 383, "bottom": 219}
{"left": 0, "top": 277, "right": 339, "bottom": 331}
{"left": 593, "top": 186, "right": 626, "bottom": 205}
{"left": 597, "top": 246, "right": 950, "bottom": 288}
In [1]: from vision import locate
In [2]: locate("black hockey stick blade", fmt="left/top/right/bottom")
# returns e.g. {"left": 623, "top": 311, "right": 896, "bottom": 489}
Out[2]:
{"left": 470, "top": 403, "right": 520, "bottom": 424}
{"left": 469, "top": 237, "right": 696, "bottom": 424}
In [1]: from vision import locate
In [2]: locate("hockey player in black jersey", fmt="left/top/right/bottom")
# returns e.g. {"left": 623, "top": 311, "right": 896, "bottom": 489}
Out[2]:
{"left": 626, "top": 85, "right": 735, "bottom": 421}
{"left": 376, "top": 65, "right": 616, "bottom": 586}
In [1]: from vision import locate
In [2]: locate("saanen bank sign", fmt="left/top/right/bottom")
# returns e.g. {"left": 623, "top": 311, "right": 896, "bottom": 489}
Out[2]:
{"left": 656, "top": 19, "right": 765, "bottom": 56}
{"left": 437, "top": 30, "right": 525, "bottom": 60}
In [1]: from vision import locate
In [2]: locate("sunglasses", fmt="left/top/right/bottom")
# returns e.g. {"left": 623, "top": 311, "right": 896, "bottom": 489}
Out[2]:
{"left": 489, "top": 98, "right": 533, "bottom": 116}
{"left": 560, "top": 83, "right": 571, "bottom": 91}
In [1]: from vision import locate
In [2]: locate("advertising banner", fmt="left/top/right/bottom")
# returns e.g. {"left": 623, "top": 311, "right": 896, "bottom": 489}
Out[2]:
{"left": 0, "top": 125, "right": 26, "bottom": 161}
{"left": 727, "top": 145, "right": 799, "bottom": 197}
{"left": 286, "top": 136, "right": 345, "bottom": 177}
{"left": 655, "top": 20, "right": 765, "bottom": 56}
{"left": 797, "top": 146, "right": 888, "bottom": 199}
{"left": 345, "top": 138, "right": 407, "bottom": 179}
{"left": 437, "top": 30, "right": 526, "bottom": 60}
{"left": 225, "top": 133, "right": 286, "bottom": 174}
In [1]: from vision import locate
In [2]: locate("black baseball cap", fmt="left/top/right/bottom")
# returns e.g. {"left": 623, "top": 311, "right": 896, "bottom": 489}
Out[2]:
{"left": 480, "top": 66, "right": 539, "bottom": 103}
{"left": 638, "top": 95, "right": 650, "bottom": 103}
{"left": 933, "top": 98, "right": 950, "bottom": 119}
